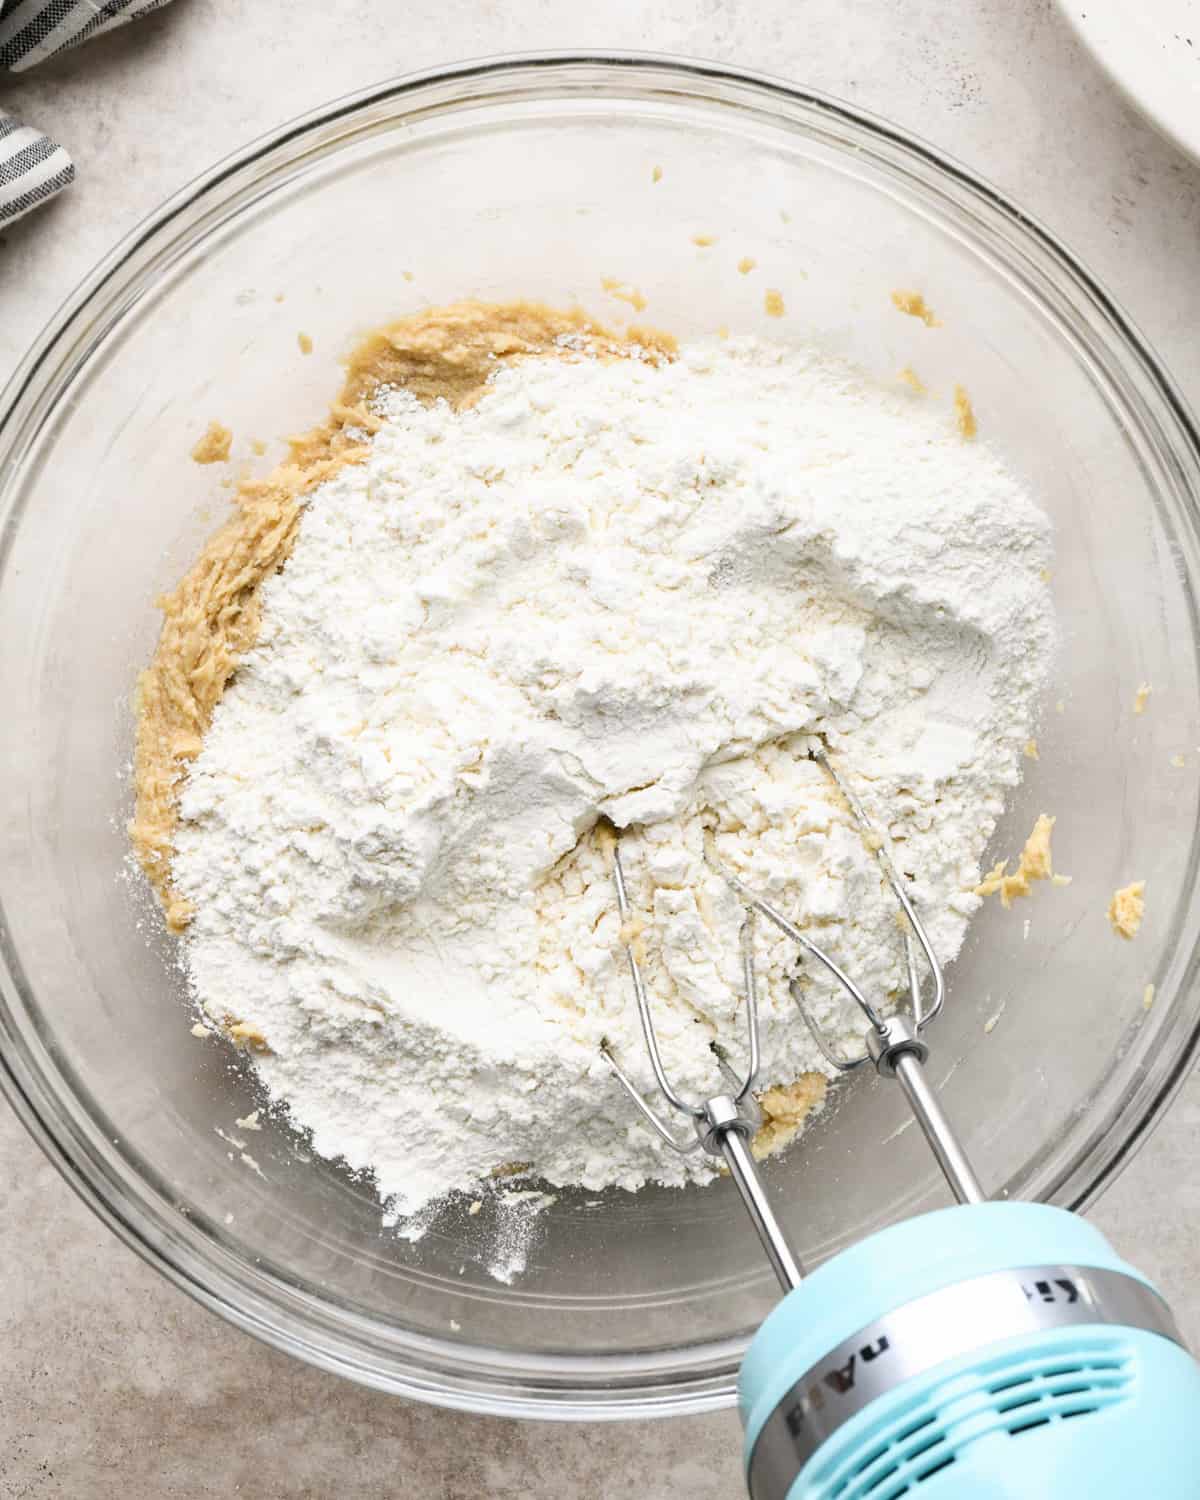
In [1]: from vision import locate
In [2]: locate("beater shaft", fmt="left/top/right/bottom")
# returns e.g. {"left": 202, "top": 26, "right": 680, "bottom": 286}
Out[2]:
{"left": 605, "top": 1036, "right": 806, "bottom": 1288}
{"left": 892, "top": 1051, "right": 985, "bottom": 1204}
{"left": 719, "top": 1121, "right": 805, "bottom": 1290}
{"left": 601, "top": 836, "right": 805, "bottom": 1290}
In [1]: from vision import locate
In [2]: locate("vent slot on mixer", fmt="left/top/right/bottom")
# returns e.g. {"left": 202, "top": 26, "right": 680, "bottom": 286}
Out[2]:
{"left": 821, "top": 1337, "right": 1136, "bottom": 1500}
{"left": 988, "top": 1353, "right": 1128, "bottom": 1431}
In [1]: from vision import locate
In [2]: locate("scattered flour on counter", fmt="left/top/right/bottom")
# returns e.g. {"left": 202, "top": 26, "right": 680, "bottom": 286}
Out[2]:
{"left": 170, "top": 335, "right": 1054, "bottom": 1218}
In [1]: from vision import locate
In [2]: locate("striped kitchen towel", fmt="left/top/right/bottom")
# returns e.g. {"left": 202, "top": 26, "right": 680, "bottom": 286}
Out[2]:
{"left": 0, "top": 107, "right": 73, "bottom": 223}
{"left": 0, "top": 0, "right": 177, "bottom": 227}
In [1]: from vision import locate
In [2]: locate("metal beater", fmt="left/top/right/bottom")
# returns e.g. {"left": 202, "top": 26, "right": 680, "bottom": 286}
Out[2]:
{"left": 603, "top": 747, "right": 981, "bottom": 1287}
{"left": 602, "top": 747, "right": 1200, "bottom": 1500}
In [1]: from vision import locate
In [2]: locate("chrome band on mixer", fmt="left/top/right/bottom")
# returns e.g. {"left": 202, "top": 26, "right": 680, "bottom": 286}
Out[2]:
{"left": 746, "top": 1264, "right": 1182, "bottom": 1500}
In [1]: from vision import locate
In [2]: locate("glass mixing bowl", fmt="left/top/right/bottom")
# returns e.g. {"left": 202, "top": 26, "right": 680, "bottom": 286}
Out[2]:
{"left": 2, "top": 54, "right": 1200, "bottom": 1419}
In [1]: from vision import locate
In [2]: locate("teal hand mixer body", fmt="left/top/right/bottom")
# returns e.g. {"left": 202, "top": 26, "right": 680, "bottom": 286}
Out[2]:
{"left": 603, "top": 749, "right": 1200, "bottom": 1500}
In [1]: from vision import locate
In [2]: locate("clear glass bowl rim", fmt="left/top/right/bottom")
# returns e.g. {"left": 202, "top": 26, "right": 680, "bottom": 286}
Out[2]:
{"left": 2, "top": 50, "right": 1200, "bottom": 1421}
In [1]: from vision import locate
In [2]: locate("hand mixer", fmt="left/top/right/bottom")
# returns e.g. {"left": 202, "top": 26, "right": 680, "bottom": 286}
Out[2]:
{"left": 603, "top": 748, "right": 1200, "bottom": 1499}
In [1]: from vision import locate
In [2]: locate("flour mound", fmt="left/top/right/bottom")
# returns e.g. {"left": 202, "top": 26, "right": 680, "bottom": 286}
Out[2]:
{"left": 172, "top": 337, "right": 1054, "bottom": 1214}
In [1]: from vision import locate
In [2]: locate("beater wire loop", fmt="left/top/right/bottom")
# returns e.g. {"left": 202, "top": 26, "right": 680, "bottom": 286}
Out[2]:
{"left": 605, "top": 842, "right": 762, "bottom": 1129}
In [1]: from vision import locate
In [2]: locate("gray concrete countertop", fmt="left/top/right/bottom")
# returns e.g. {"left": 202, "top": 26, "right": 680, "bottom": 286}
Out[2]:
{"left": 2, "top": 2, "right": 1200, "bottom": 1494}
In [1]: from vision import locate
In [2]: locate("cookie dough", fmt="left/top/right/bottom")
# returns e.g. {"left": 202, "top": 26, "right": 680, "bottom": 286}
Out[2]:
{"left": 1108, "top": 880, "right": 1145, "bottom": 939}
{"left": 954, "top": 385, "right": 977, "bottom": 440}
{"left": 975, "top": 812, "right": 1067, "bottom": 908}
{"left": 898, "top": 366, "right": 926, "bottom": 394}
{"left": 190, "top": 421, "right": 232, "bottom": 464}
{"left": 891, "top": 290, "right": 940, "bottom": 327}
{"left": 752, "top": 1074, "right": 829, "bottom": 1160}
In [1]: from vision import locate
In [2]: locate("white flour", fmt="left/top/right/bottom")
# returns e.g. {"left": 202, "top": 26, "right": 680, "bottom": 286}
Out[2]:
{"left": 171, "top": 335, "right": 1054, "bottom": 1218}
